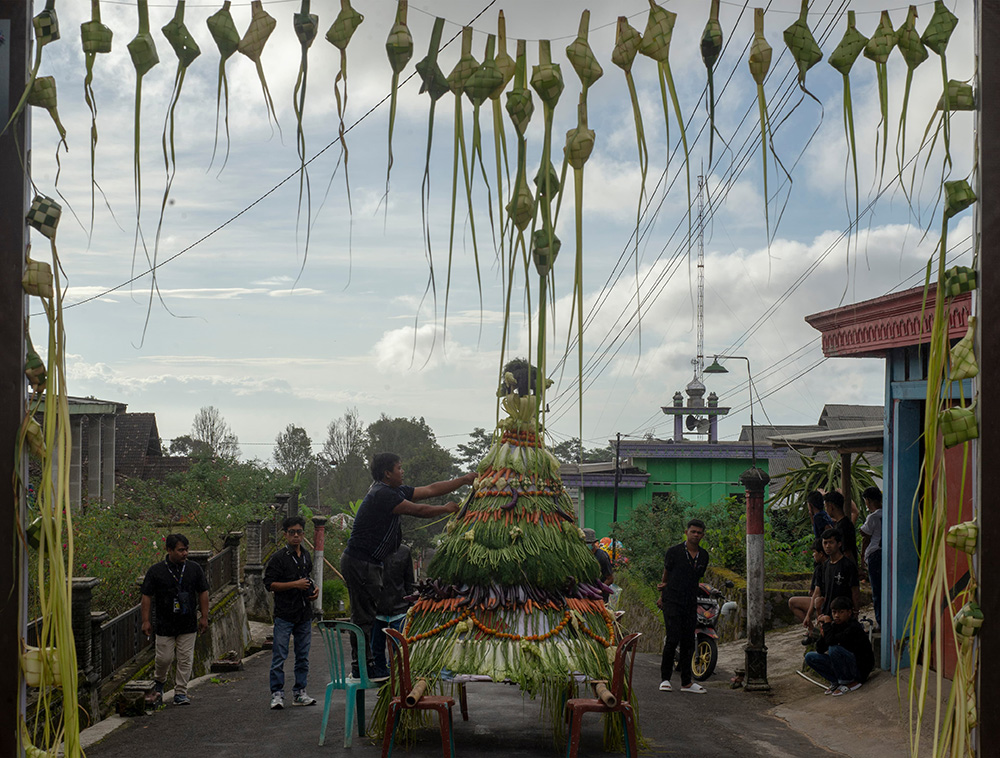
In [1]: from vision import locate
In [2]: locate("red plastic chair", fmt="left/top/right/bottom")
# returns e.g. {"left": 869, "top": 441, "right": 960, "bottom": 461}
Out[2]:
{"left": 381, "top": 629, "right": 456, "bottom": 758}
{"left": 564, "top": 632, "right": 642, "bottom": 758}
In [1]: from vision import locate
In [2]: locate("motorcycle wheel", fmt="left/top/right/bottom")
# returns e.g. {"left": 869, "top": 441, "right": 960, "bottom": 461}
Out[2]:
{"left": 691, "top": 637, "right": 718, "bottom": 681}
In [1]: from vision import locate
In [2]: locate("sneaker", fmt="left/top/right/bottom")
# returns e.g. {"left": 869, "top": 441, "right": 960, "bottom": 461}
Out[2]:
{"left": 369, "top": 668, "right": 390, "bottom": 683}
{"left": 153, "top": 680, "right": 165, "bottom": 695}
{"left": 658, "top": 680, "right": 672, "bottom": 692}
{"left": 823, "top": 685, "right": 837, "bottom": 696}
{"left": 680, "top": 682, "right": 707, "bottom": 694}
{"left": 293, "top": 691, "right": 317, "bottom": 706}
{"left": 173, "top": 693, "right": 191, "bottom": 706}
{"left": 845, "top": 681, "right": 862, "bottom": 692}
{"left": 831, "top": 685, "right": 851, "bottom": 697}
{"left": 270, "top": 692, "right": 285, "bottom": 710}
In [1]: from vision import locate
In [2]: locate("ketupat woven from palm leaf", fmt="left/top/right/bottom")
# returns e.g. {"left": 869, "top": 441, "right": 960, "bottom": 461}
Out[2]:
{"left": 748, "top": 8, "right": 773, "bottom": 246}
{"left": 399, "top": 373, "right": 623, "bottom": 746}
{"left": 566, "top": 10, "right": 603, "bottom": 103}
{"left": 27, "top": 76, "right": 67, "bottom": 176}
{"left": 922, "top": 0, "right": 959, "bottom": 153}
{"left": 936, "top": 80, "right": 975, "bottom": 111}
{"left": 207, "top": 1, "right": 240, "bottom": 173}
{"left": 783, "top": 0, "right": 822, "bottom": 92}
{"left": 943, "top": 265, "right": 976, "bottom": 297}
{"left": 465, "top": 34, "right": 505, "bottom": 258}
{"left": 948, "top": 317, "right": 978, "bottom": 381}
{"left": 701, "top": 0, "right": 723, "bottom": 167}
{"left": 939, "top": 403, "right": 977, "bottom": 449}
{"left": 895, "top": 5, "right": 928, "bottom": 202}
{"left": 490, "top": 11, "right": 516, "bottom": 263}
{"left": 828, "top": 10, "right": 867, "bottom": 253}
{"left": 944, "top": 179, "right": 976, "bottom": 219}
{"left": 24, "top": 332, "right": 47, "bottom": 394}
{"left": 383, "top": 0, "right": 413, "bottom": 212}
{"left": 946, "top": 521, "right": 979, "bottom": 555}
{"left": 292, "top": 0, "right": 320, "bottom": 276}
{"left": 23, "top": 257, "right": 54, "bottom": 300}
{"left": 863, "top": 11, "right": 897, "bottom": 190}
{"left": 81, "top": 0, "right": 113, "bottom": 236}
{"left": 2, "top": 0, "right": 59, "bottom": 138}
{"left": 954, "top": 601, "right": 983, "bottom": 641}
{"left": 505, "top": 41, "right": 535, "bottom": 236}
{"left": 238, "top": 0, "right": 280, "bottom": 135}
{"left": 127, "top": 0, "right": 158, "bottom": 275}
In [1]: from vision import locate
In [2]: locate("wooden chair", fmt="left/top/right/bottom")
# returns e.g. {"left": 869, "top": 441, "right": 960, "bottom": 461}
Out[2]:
{"left": 317, "top": 620, "right": 380, "bottom": 747}
{"left": 381, "top": 628, "right": 456, "bottom": 758}
{"left": 564, "top": 632, "right": 642, "bottom": 758}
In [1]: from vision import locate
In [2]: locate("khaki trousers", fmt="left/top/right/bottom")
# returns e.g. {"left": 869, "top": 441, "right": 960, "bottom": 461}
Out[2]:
{"left": 155, "top": 632, "right": 197, "bottom": 694}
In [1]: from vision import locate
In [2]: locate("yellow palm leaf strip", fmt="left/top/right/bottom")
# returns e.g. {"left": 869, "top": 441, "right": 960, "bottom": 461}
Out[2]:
{"left": 863, "top": 10, "right": 897, "bottom": 190}
{"left": 748, "top": 8, "right": 772, "bottom": 248}
{"left": 701, "top": 0, "right": 723, "bottom": 167}
{"left": 639, "top": 0, "right": 691, "bottom": 256}
{"left": 325, "top": 0, "right": 364, "bottom": 271}
{"left": 238, "top": 0, "right": 280, "bottom": 137}
{"left": 895, "top": 5, "right": 928, "bottom": 206}
{"left": 414, "top": 16, "right": 449, "bottom": 352}
{"left": 81, "top": 0, "right": 114, "bottom": 237}
{"left": 146, "top": 0, "right": 200, "bottom": 343}
{"left": 530, "top": 39, "right": 564, "bottom": 422}
{"left": 206, "top": 1, "right": 239, "bottom": 174}
{"left": 2, "top": 0, "right": 59, "bottom": 138}
{"left": 828, "top": 10, "right": 867, "bottom": 255}
{"left": 127, "top": 0, "right": 159, "bottom": 287}
{"left": 563, "top": 97, "right": 595, "bottom": 447}
{"left": 292, "top": 0, "right": 319, "bottom": 281}
{"left": 444, "top": 26, "right": 479, "bottom": 337}
{"left": 466, "top": 34, "right": 505, "bottom": 274}
{"left": 383, "top": 0, "right": 413, "bottom": 216}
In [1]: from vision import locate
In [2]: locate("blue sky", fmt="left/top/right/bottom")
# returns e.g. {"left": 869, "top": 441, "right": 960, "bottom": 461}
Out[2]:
{"left": 27, "top": 0, "right": 975, "bottom": 462}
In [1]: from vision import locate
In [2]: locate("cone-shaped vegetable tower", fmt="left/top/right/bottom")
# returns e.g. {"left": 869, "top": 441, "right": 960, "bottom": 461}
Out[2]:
{"left": 863, "top": 10, "right": 897, "bottom": 189}
{"left": 206, "top": 1, "right": 239, "bottom": 173}
{"left": 828, "top": 10, "right": 867, "bottom": 247}
{"left": 405, "top": 362, "right": 619, "bottom": 737}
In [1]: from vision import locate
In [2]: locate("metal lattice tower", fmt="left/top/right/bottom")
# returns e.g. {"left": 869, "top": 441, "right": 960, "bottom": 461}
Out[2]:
{"left": 696, "top": 174, "right": 705, "bottom": 379}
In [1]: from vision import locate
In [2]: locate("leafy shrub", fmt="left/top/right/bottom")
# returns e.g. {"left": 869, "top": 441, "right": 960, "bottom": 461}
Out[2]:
{"left": 323, "top": 579, "right": 347, "bottom": 617}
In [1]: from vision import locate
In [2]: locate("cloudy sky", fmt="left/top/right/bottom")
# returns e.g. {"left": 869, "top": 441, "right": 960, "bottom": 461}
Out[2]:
{"left": 25, "top": 0, "right": 975, "bottom": 463}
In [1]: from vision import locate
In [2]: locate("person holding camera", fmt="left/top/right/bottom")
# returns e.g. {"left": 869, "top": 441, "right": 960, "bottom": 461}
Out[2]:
{"left": 265, "top": 516, "right": 321, "bottom": 710}
{"left": 141, "top": 533, "right": 210, "bottom": 706}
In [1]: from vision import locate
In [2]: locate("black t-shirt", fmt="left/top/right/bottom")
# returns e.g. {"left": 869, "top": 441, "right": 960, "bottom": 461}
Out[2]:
{"left": 821, "top": 556, "right": 859, "bottom": 615}
{"left": 817, "top": 618, "right": 875, "bottom": 682}
{"left": 810, "top": 561, "right": 825, "bottom": 592}
{"left": 141, "top": 558, "right": 209, "bottom": 637}
{"left": 835, "top": 517, "right": 859, "bottom": 563}
{"left": 593, "top": 547, "right": 614, "bottom": 584}
{"left": 812, "top": 510, "right": 834, "bottom": 539}
{"left": 264, "top": 546, "right": 315, "bottom": 623}
{"left": 346, "top": 482, "right": 415, "bottom": 563}
{"left": 662, "top": 542, "right": 709, "bottom": 608}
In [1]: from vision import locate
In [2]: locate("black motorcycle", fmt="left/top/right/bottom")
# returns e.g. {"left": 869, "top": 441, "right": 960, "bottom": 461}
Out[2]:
{"left": 675, "top": 580, "right": 737, "bottom": 681}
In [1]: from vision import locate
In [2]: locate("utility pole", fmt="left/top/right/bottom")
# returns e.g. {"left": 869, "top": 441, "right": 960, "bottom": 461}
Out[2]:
{"left": 611, "top": 433, "right": 621, "bottom": 564}
{"left": 696, "top": 173, "right": 705, "bottom": 380}
{"left": 0, "top": 1, "right": 31, "bottom": 753}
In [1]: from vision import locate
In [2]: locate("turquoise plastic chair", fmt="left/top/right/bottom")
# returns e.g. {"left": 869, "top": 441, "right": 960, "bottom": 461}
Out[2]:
{"left": 318, "top": 620, "right": 378, "bottom": 747}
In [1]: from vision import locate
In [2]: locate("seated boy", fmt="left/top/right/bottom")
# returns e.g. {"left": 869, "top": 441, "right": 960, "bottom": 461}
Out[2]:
{"left": 803, "top": 596, "right": 875, "bottom": 696}
{"left": 788, "top": 538, "right": 826, "bottom": 642}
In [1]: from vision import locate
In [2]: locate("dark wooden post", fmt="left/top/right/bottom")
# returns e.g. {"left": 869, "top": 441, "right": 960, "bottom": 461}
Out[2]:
{"left": 978, "top": 1, "right": 999, "bottom": 753}
{"left": 1, "top": 1, "right": 31, "bottom": 754}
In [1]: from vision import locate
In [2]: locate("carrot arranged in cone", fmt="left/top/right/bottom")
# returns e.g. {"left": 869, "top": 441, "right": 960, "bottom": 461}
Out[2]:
{"left": 81, "top": 0, "right": 114, "bottom": 237}
{"left": 206, "top": 1, "right": 239, "bottom": 174}
{"left": 383, "top": 0, "right": 413, "bottom": 215}
{"left": 238, "top": 0, "right": 280, "bottom": 137}
{"left": 863, "top": 10, "right": 897, "bottom": 190}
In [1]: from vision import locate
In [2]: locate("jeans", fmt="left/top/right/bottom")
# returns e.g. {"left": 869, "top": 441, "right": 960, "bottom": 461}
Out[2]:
{"left": 867, "top": 549, "right": 882, "bottom": 626}
{"left": 371, "top": 614, "right": 407, "bottom": 675}
{"left": 804, "top": 645, "right": 860, "bottom": 686}
{"left": 270, "top": 617, "right": 312, "bottom": 694}
{"left": 661, "top": 604, "right": 696, "bottom": 686}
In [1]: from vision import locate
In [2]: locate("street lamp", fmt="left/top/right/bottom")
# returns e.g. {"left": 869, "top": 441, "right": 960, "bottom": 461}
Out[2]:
{"left": 700, "top": 353, "right": 770, "bottom": 691}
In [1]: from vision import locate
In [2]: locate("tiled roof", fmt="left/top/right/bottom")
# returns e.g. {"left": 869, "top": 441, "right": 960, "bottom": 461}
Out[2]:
{"left": 819, "top": 404, "right": 885, "bottom": 430}
{"left": 115, "top": 413, "right": 161, "bottom": 478}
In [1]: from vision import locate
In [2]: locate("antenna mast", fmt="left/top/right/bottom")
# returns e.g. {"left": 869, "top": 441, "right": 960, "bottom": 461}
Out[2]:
{"left": 696, "top": 173, "right": 705, "bottom": 378}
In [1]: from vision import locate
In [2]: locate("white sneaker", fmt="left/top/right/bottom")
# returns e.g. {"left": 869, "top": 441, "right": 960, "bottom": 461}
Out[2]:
{"left": 293, "top": 691, "right": 317, "bottom": 706}
{"left": 270, "top": 692, "right": 284, "bottom": 710}
{"left": 658, "top": 680, "right": 672, "bottom": 692}
{"left": 680, "top": 682, "right": 707, "bottom": 694}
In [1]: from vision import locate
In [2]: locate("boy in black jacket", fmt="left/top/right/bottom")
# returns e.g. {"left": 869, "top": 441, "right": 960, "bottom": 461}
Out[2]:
{"left": 804, "top": 596, "right": 874, "bottom": 696}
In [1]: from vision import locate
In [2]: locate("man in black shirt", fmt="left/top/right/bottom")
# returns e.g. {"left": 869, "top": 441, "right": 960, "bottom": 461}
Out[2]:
{"left": 265, "top": 516, "right": 320, "bottom": 710}
{"left": 824, "top": 491, "right": 858, "bottom": 565}
{"left": 141, "top": 533, "right": 210, "bottom": 706}
{"left": 582, "top": 528, "right": 614, "bottom": 599}
{"left": 819, "top": 528, "right": 861, "bottom": 617}
{"left": 341, "top": 452, "right": 474, "bottom": 678}
{"left": 657, "top": 519, "right": 710, "bottom": 694}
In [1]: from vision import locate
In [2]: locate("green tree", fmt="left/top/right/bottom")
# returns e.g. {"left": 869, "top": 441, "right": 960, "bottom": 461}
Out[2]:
{"left": 768, "top": 451, "right": 882, "bottom": 523}
{"left": 322, "top": 408, "right": 370, "bottom": 507}
{"left": 455, "top": 427, "right": 493, "bottom": 468}
{"left": 168, "top": 434, "right": 210, "bottom": 457}
{"left": 273, "top": 424, "right": 313, "bottom": 475}
{"left": 549, "top": 437, "right": 615, "bottom": 464}
{"left": 190, "top": 406, "right": 240, "bottom": 460}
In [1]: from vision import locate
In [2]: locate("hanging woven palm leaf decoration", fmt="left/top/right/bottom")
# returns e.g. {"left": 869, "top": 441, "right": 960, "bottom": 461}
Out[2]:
{"left": 383, "top": 0, "right": 413, "bottom": 214}
{"left": 444, "top": 27, "right": 481, "bottom": 335}
{"left": 828, "top": 10, "right": 868, "bottom": 245}
{"left": 24, "top": 331, "right": 47, "bottom": 394}
{"left": 238, "top": 0, "right": 280, "bottom": 136}
{"left": 325, "top": 0, "right": 364, "bottom": 268}
{"left": 937, "top": 80, "right": 975, "bottom": 112}
{"left": 2, "top": 0, "right": 59, "bottom": 138}
{"left": 639, "top": 0, "right": 691, "bottom": 250}
{"left": 26, "top": 76, "right": 67, "bottom": 180}
{"left": 491, "top": 12, "right": 516, "bottom": 257}
{"left": 783, "top": 0, "right": 823, "bottom": 111}
{"left": 127, "top": 0, "right": 159, "bottom": 271}
{"left": 944, "top": 179, "right": 976, "bottom": 219}
{"left": 291, "top": 0, "right": 320, "bottom": 274}
{"left": 81, "top": 0, "right": 114, "bottom": 236}
{"left": 863, "top": 11, "right": 897, "bottom": 190}
{"left": 895, "top": 6, "right": 928, "bottom": 197}
{"left": 566, "top": 10, "right": 603, "bottom": 106}
{"left": 748, "top": 8, "right": 773, "bottom": 246}
{"left": 701, "top": 0, "right": 723, "bottom": 167}
{"left": 949, "top": 317, "right": 978, "bottom": 381}
{"left": 206, "top": 1, "right": 239, "bottom": 173}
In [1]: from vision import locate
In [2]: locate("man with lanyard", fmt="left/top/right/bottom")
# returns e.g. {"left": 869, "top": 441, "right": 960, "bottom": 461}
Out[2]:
{"left": 265, "top": 516, "right": 321, "bottom": 710}
{"left": 141, "top": 533, "right": 210, "bottom": 706}
{"left": 657, "top": 519, "right": 710, "bottom": 694}
{"left": 341, "top": 452, "right": 474, "bottom": 679}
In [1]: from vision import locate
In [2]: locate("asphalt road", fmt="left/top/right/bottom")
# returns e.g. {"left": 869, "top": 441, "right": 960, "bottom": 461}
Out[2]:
{"left": 82, "top": 626, "right": 840, "bottom": 758}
